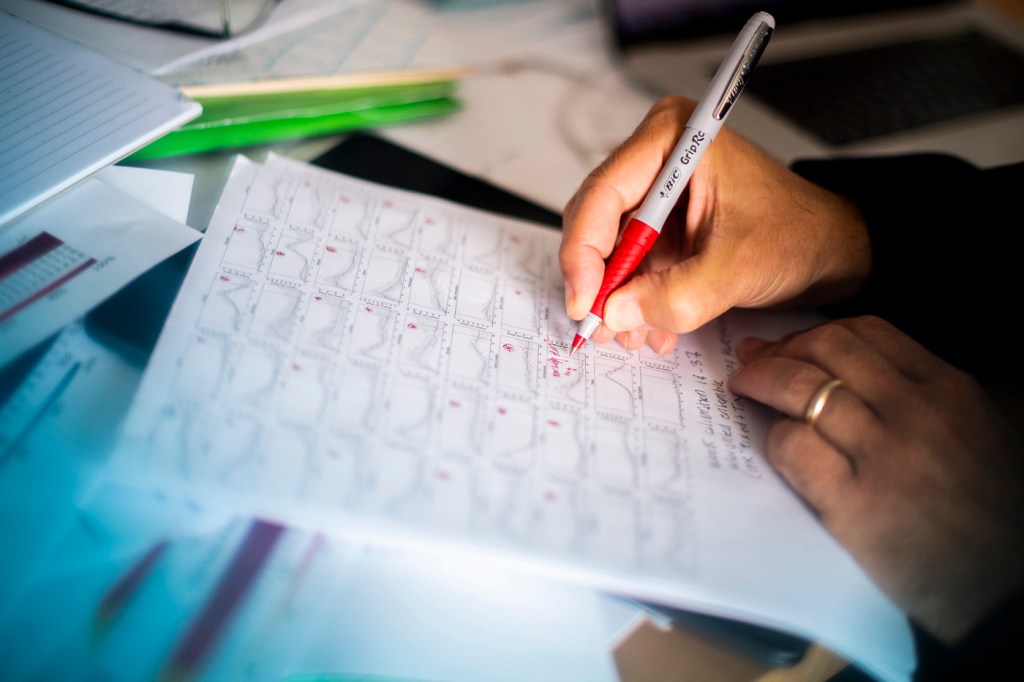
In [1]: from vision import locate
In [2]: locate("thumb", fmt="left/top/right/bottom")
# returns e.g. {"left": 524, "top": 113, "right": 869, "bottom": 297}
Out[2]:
{"left": 602, "top": 261, "right": 731, "bottom": 335}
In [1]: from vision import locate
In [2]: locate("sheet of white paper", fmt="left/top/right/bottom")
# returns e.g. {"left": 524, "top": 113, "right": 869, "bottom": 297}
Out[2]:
{"left": 0, "top": 320, "right": 144, "bottom": 624}
{"left": 153, "top": 0, "right": 368, "bottom": 77}
{"left": 382, "top": 64, "right": 655, "bottom": 213}
{"left": 377, "top": 0, "right": 658, "bottom": 211}
{"left": 97, "top": 166, "right": 195, "bottom": 225}
{"left": 155, "top": 0, "right": 457, "bottom": 85}
{"left": 0, "top": 0, "right": 350, "bottom": 74}
{"left": 0, "top": 11, "right": 200, "bottom": 228}
{"left": 0, "top": 166, "right": 192, "bottom": 622}
{"left": 111, "top": 153, "right": 915, "bottom": 682}
{"left": 0, "top": 177, "right": 200, "bottom": 367}
{"left": 0, "top": 482, "right": 619, "bottom": 682}
{"left": 0, "top": 0, "right": 212, "bottom": 72}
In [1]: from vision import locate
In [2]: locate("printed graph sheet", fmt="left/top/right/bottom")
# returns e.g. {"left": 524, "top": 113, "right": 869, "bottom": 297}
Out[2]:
{"left": 114, "top": 153, "right": 913, "bottom": 680}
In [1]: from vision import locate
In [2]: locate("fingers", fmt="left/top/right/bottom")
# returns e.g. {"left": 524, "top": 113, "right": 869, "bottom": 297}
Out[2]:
{"left": 830, "top": 316, "right": 948, "bottom": 383}
{"left": 727, "top": 317, "right": 919, "bottom": 512}
{"left": 559, "top": 179, "right": 625, "bottom": 320}
{"left": 560, "top": 92, "right": 872, "bottom": 349}
{"left": 761, "top": 420, "right": 859, "bottom": 515}
{"left": 737, "top": 316, "right": 943, "bottom": 402}
{"left": 728, "top": 315, "right": 963, "bottom": 510}
{"left": 560, "top": 96, "right": 696, "bottom": 321}
{"left": 602, "top": 256, "right": 734, "bottom": 335}
{"left": 729, "top": 353, "right": 883, "bottom": 467}
{"left": 644, "top": 328, "right": 678, "bottom": 355}
{"left": 732, "top": 315, "right": 1024, "bottom": 644}
{"left": 609, "top": 326, "right": 679, "bottom": 354}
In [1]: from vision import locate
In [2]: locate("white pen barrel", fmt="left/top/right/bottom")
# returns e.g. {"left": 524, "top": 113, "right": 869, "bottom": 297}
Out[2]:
{"left": 633, "top": 11, "right": 774, "bottom": 231}
{"left": 690, "top": 11, "right": 775, "bottom": 130}
{"left": 634, "top": 124, "right": 706, "bottom": 230}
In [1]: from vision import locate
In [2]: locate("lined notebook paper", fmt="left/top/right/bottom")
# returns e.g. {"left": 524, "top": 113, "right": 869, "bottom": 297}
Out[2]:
{"left": 0, "top": 10, "right": 201, "bottom": 227}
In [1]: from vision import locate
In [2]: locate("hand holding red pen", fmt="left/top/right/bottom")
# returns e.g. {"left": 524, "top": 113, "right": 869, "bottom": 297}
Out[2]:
{"left": 559, "top": 95, "right": 871, "bottom": 355}
{"left": 566, "top": 12, "right": 777, "bottom": 355}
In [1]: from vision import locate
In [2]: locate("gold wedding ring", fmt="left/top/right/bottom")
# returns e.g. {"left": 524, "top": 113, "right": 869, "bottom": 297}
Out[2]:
{"left": 804, "top": 378, "right": 842, "bottom": 429}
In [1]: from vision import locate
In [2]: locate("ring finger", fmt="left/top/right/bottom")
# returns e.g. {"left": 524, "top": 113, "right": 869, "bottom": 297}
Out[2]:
{"left": 728, "top": 355, "right": 882, "bottom": 465}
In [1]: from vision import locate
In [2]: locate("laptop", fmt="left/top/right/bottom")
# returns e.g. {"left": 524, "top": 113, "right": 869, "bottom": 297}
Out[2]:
{"left": 602, "top": 0, "right": 1024, "bottom": 167}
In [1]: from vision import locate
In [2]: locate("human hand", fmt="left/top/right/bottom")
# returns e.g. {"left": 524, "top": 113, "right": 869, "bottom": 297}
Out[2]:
{"left": 559, "top": 96, "right": 871, "bottom": 354}
{"left": 727, "top": 315, "right": 1024, "bottom": 644}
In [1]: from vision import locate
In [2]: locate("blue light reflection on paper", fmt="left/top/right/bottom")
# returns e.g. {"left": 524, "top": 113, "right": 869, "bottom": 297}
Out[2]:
{"left": 0, "top": 482, "right": 622, "bottom": 682}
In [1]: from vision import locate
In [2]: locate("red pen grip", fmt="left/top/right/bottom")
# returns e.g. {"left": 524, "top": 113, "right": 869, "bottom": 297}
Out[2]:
{"left": 589, "top": 218, "right": 660, "bottom": 316}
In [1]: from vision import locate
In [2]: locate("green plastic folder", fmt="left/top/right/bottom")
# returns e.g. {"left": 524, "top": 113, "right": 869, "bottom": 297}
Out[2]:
{"left": 128, "top": 80, "right": 460, "bottom": 160}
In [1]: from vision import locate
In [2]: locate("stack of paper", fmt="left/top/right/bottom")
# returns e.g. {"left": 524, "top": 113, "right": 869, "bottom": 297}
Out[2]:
{"left": 0, "top": 170, "right": 200, "bottom": 366}
{"left": 0, "top": 10, "right": 203, "bottom": 366}
{"left": 108, "top": 152, "right": 916, "bottom": 682}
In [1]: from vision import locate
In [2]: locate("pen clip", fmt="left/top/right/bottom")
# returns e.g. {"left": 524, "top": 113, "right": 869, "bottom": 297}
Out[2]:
{"left": 713, "top": 20, "right": 774, "bottom": 120}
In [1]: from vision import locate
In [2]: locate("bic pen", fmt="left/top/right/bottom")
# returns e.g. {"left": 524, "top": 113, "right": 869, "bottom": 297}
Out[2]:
{"left": 570, "top": 11, "right": 775, "bottom": 356}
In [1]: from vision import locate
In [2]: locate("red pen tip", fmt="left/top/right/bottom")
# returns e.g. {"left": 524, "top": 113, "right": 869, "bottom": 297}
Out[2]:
{"left": 570, "top": 334, "right": 586, "bottom": 356}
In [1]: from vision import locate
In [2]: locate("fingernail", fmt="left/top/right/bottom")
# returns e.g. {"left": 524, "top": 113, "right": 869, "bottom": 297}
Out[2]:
{"left": 605, "top": 297, "right": 644, "bottom": 331}
{"left": 648, "top": 330, "right": 672, "bottom": 355}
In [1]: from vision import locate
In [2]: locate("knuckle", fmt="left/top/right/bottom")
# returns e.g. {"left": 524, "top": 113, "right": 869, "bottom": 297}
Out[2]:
{"left": 793, "top": 362, "right": 827, "bottom": 393}
{"left": 843, "top": 314, "right": 894, "bottom": 339}
{"left": 628, "top": 96, "right": 695, "bottom": 146}
{"left": 789, "top": 320, "right": 852, "bottom": 355}
{"left": 648, "top": 95, "right": 693, "bottom": 121}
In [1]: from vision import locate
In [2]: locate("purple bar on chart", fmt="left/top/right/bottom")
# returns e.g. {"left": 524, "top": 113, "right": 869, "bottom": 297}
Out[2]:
{"left": 96, "top": 539, "right": 171, "bottom": 626}
{"left": 0, "top": 231, "right": 96, "bottom": 323}
{"left": 164, "top": 519, "right": 286, "bottom": 680}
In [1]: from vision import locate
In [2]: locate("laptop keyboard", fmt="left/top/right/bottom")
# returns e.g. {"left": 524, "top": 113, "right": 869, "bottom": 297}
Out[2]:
{"left": 744, "top": 31, "right": 1024, "bottom": 146}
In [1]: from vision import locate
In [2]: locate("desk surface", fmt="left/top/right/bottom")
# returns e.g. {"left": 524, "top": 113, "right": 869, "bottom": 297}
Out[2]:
{"left": 5, "top": 1, "right": 1024, "bottom": 680}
